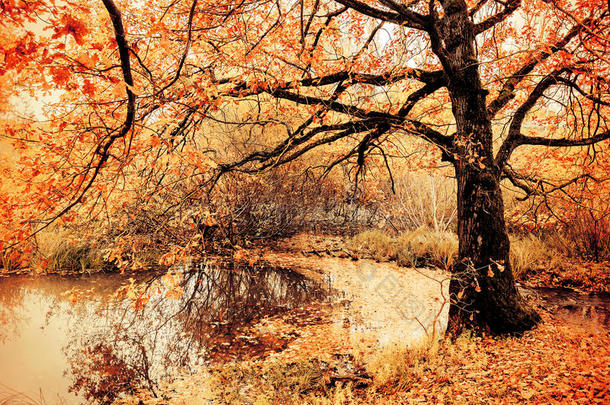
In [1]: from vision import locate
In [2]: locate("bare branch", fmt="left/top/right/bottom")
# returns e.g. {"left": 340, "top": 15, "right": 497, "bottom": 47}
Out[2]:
{"left": 153, "top": 0, "right": 198, "bottom": 96}
{"left": 502, "top": 165, "right": 537, "bottom": 199}
{"left": 517, "top": 129, "right": 610, "bottom": 148}
{"left": 263, "top": 87, "right": 451, "bottom": 148}
{"left": 220, "top": 69, "right": 443, "bottom": 95}
{"left": 474, "top": 0, "right": 521, "bottom": 35}
{"left": 554, "top": 76, "right": 610, "bottom": 107}
{"left": 503, "top": 165, "right": 602, "bottom": 202}
{"left": 495, "top": 69, "right": 567, "bottom": 167}
{"left": 496, "top": 66, "right": 609, "bottom": 168}
{"left": 333, "top": 0, "right": 429, "bottom": 30}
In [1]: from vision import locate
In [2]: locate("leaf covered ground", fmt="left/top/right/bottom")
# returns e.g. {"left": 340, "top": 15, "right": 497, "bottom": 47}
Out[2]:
{"left": 117, "top": 310, "right": 609, "bottom": 404}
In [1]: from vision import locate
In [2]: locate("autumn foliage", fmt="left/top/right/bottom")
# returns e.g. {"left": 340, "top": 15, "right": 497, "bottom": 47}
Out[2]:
{"left": 1, "top": 0, "right": 609, "bottom": 333}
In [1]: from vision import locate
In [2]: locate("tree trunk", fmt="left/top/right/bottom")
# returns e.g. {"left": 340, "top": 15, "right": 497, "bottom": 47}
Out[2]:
{"left": 448, "top": 162, "right": 541, "bottom": 335}
{"left": 433, "top": 0, "right": 541, "bottom": 334}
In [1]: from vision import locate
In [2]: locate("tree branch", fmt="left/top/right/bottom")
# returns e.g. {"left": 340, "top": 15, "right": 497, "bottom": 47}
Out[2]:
{"left": 503, "top": 165, "right": 602, "bottom": 202}
{"left": 154, "top": 0, "right": 198, "bottom": 96}
{"left": 474, "top": 0, "right": 521, "bottom": 35}
{"left": 31, "top": 0, "right": 136, "bottom": 235}
{"left": 517, "top": 129, "right": 610, "bottom": 148}
{"left": 496, "top": 67, "right": 610, "bottom": 167}
{"left": 495, "top": 69, "right": 567, "bottom": 167}
{"left": 264, "top": 87, "right": 451, "bottom": 148}
{"left": 221, "top": 68, "right": 443, "bottom": 94}
{"left": 487, "top": 21, "right": 588, "bottom": 117}
{"left": 333, "top": 0, "right": 429, "bottom": 30}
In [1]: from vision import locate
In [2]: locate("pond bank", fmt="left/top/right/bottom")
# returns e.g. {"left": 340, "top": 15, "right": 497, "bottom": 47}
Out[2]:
{"left": 4, "top": 231, "right": 608, "bottom": 295}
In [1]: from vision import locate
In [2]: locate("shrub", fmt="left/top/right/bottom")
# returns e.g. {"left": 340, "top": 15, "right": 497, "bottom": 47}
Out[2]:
{"left": 383, "top": 173, "right": 457, "bottom": 233}
{"left": 0, "top": 249, "right": 21, "bottom": 273}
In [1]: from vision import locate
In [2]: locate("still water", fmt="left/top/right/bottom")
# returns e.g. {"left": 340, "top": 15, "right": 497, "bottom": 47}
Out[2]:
{"left": 0, "top": 261, "right": 328, "bottom": 404}
{"left": 1, "top": 261, "right": 607, "bottom": 404}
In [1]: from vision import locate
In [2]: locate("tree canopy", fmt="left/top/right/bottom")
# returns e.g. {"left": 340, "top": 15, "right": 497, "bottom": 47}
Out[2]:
{"left": 1, "top": 0, "right": 609, "bottom": 333}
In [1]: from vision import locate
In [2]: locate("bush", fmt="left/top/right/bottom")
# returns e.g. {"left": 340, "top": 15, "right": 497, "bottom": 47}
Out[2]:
{"left": 112, "top": 163, "right": 367, "bottom": 257}
{"left": 0, "top": 249, "right": 21, "bottom": 273}
{"left": 382, "top": 173, "right": 457, "bottom": 233}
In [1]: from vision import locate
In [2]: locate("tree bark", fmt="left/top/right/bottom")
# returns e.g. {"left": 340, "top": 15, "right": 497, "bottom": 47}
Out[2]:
{"left": 432, "top": 0, "right": 541, "bottom": 334}
{"left": 448, "top": 163, "right": 541, "bottom": 334}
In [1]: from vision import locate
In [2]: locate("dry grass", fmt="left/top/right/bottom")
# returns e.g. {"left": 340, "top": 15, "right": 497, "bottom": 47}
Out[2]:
{"left": 34, "top": 230, "right": 107, "bottom": 274}
{"left": 348, "top": 228, "right": 458, "bottom": 269}
{"left": 349, "top": 228, "right": 586, "bottom": 281}
{"left": 348, "top": 230, "right": 395, "bottom": 262}
{"left": 363, "top": 339, "right": 441, "bottom": 392}
{"left": 507, "top": 232, "right": 609, "bottom": 290}
{"left": 509, "top": 234, "right": 551, "bottom": 278}
{"left": 395, "top": 228, "right": 458, "bottom": 269}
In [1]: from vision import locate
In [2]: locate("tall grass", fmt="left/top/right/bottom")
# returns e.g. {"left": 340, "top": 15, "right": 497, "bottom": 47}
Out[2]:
{"left": 34, "top": 230, "right": 107, "bottom": 274}
{"left": 509, "top": 234, "right": 550, "bottom": 279}
{"left": 348, "top": 228, "right": 458, "bottom": 269}
{"left": 364, "top": 339, "right": 443, "bottom": 392}
{"left": 349, "top": 227, "right": 577, "bottom": 280}
{"left": 395, "top": 229, "right": 458, "bottom": 269}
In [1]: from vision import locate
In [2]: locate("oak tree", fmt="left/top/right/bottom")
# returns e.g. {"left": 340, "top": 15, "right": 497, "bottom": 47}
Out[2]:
{"left": 1, "top": 0, "right": 609, "bottom": 334}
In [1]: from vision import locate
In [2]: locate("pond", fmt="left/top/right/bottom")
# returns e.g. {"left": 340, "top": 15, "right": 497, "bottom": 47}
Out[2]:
{"left": 0, "top": 261, "right": 607, "bottom": 405}
{"left": 0, "top": 260, "right": 329, "bottom": 404}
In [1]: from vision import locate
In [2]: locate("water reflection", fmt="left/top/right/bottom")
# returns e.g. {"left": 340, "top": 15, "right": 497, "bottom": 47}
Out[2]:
{"left": 0, "top": 261, "right": 328, "bottom": 404}
{"left": 521, "top": 287, "right": 610, "bottom": 331}
{"left": 4, "top": 262, "right": 606, "bottom": 404}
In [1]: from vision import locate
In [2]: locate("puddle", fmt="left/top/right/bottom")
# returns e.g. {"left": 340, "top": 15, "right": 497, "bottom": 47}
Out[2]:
{"left": 521, "top": 287, "right": 610, "bottom": 331}
{"left": 0, "top": 260, "right": 329, "bottom": 404}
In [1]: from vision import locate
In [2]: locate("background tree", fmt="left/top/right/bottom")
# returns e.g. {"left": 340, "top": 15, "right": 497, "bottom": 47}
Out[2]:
{"left": 1, "top": 0, "right": 609, "bottom": 334}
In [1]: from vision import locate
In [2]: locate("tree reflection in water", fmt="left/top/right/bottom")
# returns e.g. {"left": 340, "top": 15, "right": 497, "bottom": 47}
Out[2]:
{"left": 65, "top": 260, "right": 329, "bottom": 403}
